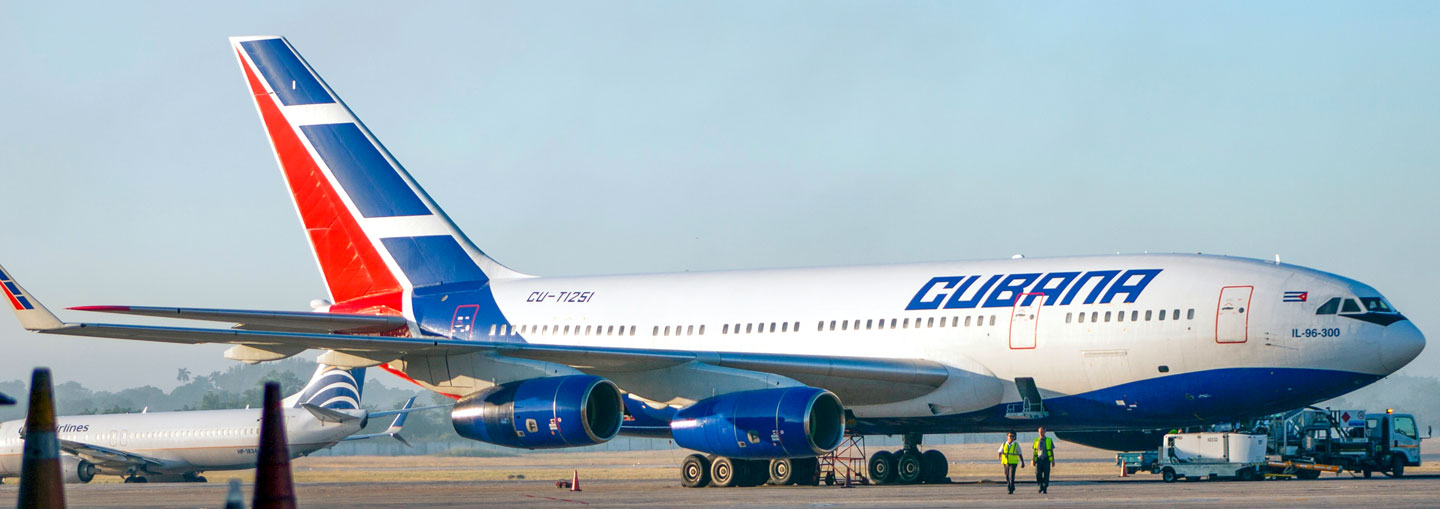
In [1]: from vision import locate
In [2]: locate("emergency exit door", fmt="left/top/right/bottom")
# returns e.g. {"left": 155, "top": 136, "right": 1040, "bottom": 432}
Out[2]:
{"left": 450, "top": 304, "right": 479, "bottom": 340}
{"left": 1009, "top": 293, "right": 1044, "bottom": 349}
{"left": 1215, "top": 286, "right": 1252, "bottom": 344}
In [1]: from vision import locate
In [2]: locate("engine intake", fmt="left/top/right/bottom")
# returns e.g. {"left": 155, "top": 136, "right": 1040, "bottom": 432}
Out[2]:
{"left": 670, "top": 387, "right": 844, "bottom": 459}
{"left": 452, "top": 375, "right": 623, "bottom": 449}
{"left": 60, "top": 455, "right": 95, "bottom": 484}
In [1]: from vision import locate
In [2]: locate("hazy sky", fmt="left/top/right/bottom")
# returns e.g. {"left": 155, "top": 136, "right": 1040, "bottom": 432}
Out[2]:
{"left": 1, "top": 2, "right": 1437, "bottom": 390}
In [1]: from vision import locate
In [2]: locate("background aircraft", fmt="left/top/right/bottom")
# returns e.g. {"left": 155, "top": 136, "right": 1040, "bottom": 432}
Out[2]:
{"left": 0, "top": 35, "right": 1423, "bottom": 487}
{"left": 0, "top": 364, "right": 421, "bottom": 483}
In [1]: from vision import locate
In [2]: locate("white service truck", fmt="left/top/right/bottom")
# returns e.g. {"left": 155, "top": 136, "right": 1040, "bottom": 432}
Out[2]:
{"left": 1157, "top": 432, "right": 1267, "bottom": 483}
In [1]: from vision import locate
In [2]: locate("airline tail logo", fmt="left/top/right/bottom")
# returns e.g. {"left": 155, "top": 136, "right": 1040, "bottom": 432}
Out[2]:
{"left": 0, "top": 267, "right": 35, "bottom": 310}
{"left": 290, "top": 365, "right": 365, "bottom": 410}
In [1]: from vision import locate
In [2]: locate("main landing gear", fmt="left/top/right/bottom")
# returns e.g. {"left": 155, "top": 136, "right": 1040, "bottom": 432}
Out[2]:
{"left": 680, "top": 454, "right": 821, "bottom": 488}
{"left": 867, "top": 433, "right": 948, "bottom": 485}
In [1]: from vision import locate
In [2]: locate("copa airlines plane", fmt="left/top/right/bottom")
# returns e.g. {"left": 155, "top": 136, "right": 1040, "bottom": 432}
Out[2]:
{"left": 0, "top": 365, "right": 417, "bottom": 484}
{"left": 0, "top": 35, "right": 1424, "bottom": 487}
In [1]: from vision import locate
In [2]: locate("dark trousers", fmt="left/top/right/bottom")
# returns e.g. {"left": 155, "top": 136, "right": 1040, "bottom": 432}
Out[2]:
{"left": 1003, "top": 464, "right": 1018, "bottom": 493}
{"left": 1035, "top": 459, "right": 1051, "bottom": 492}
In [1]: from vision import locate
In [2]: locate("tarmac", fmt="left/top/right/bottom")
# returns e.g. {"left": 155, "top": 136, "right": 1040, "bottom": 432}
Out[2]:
{"left": 1, "top": 472, "right": 1437, "bottom": 508}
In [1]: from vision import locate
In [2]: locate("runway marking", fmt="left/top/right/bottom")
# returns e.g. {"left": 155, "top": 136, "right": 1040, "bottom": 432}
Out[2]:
{"left": 523, "top": 494, "right": 590, "bottom": 505}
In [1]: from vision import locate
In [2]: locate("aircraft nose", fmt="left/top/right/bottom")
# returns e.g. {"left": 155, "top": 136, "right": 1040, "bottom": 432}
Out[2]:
{"left": 1379, "top": 320, "right": 1425, "bottom": 372}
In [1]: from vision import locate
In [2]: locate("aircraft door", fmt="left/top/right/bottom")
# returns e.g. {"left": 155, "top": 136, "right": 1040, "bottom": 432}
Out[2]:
{"left": 1009, "top": 293, "right": 1043, "bottom": 349}
{"left": 1215, "top": 286, "right": 1253, "bottom": 344}
{"left": 450, "top": 304, "right": 479, "bottom": 340}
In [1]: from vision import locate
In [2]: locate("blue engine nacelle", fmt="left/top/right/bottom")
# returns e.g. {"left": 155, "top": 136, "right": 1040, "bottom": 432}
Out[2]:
{"left": 451, "top": 375, "right": 624, "bottom": 449}
{"left": 670, "top": 387, "right": 845, "bottom": 459}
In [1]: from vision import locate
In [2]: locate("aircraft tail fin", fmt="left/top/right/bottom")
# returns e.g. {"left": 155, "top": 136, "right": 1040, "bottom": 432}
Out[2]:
{"left": 283, "top": 363, "right": 365, "bottom": 410}
{"left": 229, "top": 35, "right": 524, "bottom": 316}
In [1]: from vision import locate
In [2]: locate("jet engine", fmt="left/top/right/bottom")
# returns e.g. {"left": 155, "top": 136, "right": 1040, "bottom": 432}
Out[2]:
{"left": 670, "top": 387, "right": 844, "bottom": 459}
{"left": 60, "top": 455, "right": 96, "bottom": 484}
{"left": 451, "top": 375, "right": 624, "bottom": 449}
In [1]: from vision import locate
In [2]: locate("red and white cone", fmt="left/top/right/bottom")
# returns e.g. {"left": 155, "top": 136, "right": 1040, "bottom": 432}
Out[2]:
{"left": 570, "top": 470, "right": 581, "bottom": 492}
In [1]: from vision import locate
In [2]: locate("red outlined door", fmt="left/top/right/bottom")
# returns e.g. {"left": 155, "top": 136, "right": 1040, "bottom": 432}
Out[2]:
{"left": 450, "top": 304, "right": 479, "bottom": 340}
{"left": 1010, "top": 292, "right": 1044, "bottom": 349}
{"left": 1215, "top": 286, "right": 1253, "bottom": 344}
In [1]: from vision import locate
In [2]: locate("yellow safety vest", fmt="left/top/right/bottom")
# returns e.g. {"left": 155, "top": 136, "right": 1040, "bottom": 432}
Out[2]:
{"left": 1034, "top": 437, "right": 1054, "bottom": 461}
{"left": 1001, "top": 442, "right": 1021, "bottom": 465}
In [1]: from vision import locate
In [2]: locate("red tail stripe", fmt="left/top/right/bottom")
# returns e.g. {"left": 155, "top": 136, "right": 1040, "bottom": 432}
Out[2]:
{"left": 239, "top": 49, "right": 402, "bottom": 315}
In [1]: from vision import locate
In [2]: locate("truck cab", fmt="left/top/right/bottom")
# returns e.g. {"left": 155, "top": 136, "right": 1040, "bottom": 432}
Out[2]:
{"left": 1366, "top": 412, "right": 1423, "bottom": 476}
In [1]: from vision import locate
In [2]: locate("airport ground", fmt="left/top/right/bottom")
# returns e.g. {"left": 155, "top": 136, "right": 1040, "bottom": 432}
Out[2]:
{"left": 1, "top": 442, "right": 1435, "bottom": 507}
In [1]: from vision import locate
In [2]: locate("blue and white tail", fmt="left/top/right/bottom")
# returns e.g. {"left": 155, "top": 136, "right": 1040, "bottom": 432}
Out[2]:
{"left": 283, "top": 364, "right": 365, "bottom": 410}
{"left": 229, "top": 35, "right": 524, "bottom": 317}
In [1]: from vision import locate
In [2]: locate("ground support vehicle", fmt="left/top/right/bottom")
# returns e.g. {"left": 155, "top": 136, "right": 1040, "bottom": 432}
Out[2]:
{"left": 1156, "top": 433, "right": 1268, "bottom": 483}
{"left": 1262, "top": 408, "right": 1425, "bottom": 478}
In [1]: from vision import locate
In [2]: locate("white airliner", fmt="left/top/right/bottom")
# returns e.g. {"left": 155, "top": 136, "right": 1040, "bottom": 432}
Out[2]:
{"left": 0, "top": 35, "right": 1424, "bottom": 487}
{"left": 0, "top": 365, "right": 418, "bottom": 483}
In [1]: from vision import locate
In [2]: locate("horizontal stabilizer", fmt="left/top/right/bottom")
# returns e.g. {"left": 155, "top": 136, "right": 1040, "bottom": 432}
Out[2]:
{"left": 301, "top": 403, "right": 361, "bottom": 424}
{"left": 68, "top": 305, "right": 407, "bottom": 334}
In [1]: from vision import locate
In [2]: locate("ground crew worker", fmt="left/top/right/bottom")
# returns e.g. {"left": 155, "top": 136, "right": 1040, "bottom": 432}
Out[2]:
{"left": 997, "top": 431, "right": 1024, "bottom": 494}
{"left": 1033, "top": 427, "right": 1055, "bottom": 494}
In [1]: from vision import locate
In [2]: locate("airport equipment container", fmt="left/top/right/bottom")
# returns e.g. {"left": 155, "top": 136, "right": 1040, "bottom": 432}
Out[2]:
{"left": 1157, "top": 433, "right": 1267, "bottom": 482}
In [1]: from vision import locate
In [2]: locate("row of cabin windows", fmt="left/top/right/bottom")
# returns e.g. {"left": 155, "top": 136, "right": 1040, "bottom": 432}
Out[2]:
{"left": 654, "top": 325, "right": 706, "bottom": 336}
{"left": 25, "top": 428, "right": 262, "bottom": 444}
{"left": 1066, "top": 308, "right": 1195, "bottom": 324}
{"left": 722, "top": 322, "right": 801, "bottom": 334}
{"left": 818, "top": 315, "right": 997, "bottom": 332}
{"left": 499, "top": 324, "right": 639, "bottom": 337}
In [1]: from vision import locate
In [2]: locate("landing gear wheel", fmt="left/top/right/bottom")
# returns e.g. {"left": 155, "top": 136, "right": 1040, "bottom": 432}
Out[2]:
{"left": 710, "top": 457, "right": 740, "bottom": 488}
{"left": 1386, "top": 455, "right": 1405, "bottom": 478}
{"left": 920, "top": 450, "right": 948, "bottom": 483}
{"left": 194, "top": 476, "right": 207, "bottom": 483}
{"left": 789, "top": 457, "right": 819, "bottom": 486}
{"left": 1161, "top": 468, "right": 1177, "bottom": 483}
{"left": 1296, "top": 469, "right": 1321, "bottom": 480}
{"left": 1237, "top": 468, "right": 1257, "bottom": 482}
{"left": 1362, "top": 469, "right": 1372, "bottom": 479}
{"left": 868, "top": 450, "right": 896, "bottom": 485}
{"left": 824, "top": 472, "right": 837, "bottom": 486}
{"left": 895, "top": 451, "right": 923, "bottom": 484}
{"left": 769, "top": 458, "right": 795, "bottom": 485}
{"left": 681, "top": 454, "right": 711, "bottom": 488}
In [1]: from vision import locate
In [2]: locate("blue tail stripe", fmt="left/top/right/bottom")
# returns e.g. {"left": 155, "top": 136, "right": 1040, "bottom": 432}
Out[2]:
{"left": 299, "top": 123, "right": 432, "bottom": 218}
{"left": 240, "top": 39, "right": 335, "bottom": 106}
{"left": 382, "top": 236, "right": 488, "bottom": 288}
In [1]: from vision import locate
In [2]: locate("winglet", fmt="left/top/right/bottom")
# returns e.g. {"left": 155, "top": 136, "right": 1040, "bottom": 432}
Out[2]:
{"left": 0, "top": 265, "right": 64, "bottom": 331}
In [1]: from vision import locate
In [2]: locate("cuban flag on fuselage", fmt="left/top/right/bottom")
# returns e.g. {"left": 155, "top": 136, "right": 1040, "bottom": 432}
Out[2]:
{"left": 1283, "top": 291, "right": 1308, "bottom": 303}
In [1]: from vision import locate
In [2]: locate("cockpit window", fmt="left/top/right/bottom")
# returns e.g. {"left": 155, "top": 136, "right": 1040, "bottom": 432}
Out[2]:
{"left": 1360, "top": 297, "right": 1396, "bottom": 313}
{"left": 1340, "top": 299, "right": 1362, "bottom": 314}
{"left": 1315, "top": 298, "right": 1340, "bottom": 315}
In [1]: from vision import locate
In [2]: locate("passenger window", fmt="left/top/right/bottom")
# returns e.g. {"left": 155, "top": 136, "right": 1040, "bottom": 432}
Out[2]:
{"left": 1104, "top": 311, "right": 1111, "bottom": 322}
{"left": 1341, "top": 299, "right": 1362, "bottom": 314}
{"left": 1132, "top": 310, "right": 1139, "bottom": 321}
{"left": 699, "top": 325, "right": 705, "bottom": 335}
{"left": 687, "top": 325, "right": 695, "bottom": 336}
{"left": 965, "top": 316, "right": 973, "bottom": 326}
{"left": 1187, "top": 309, "right": 1194, "bottom": 320}
{"left": 952, "top": 316, "right": 960, "bottom": 327}
{"left": 1066, "top": 312, "right": 1072, "bottom": 324}
{"left": 937, "top": 317, "right": 945, "bottom": 328}
{"left": 903, "top": 318, "right": 910, "bottom": 329}
{"left": 1172, "top": 309, "right": 1180, "bottom": 320}
{"left": 891, "top": 318, "right": 898, "bottom": 328}
{"left": 630, "top": 326, "right": 637, "bottom": 336}
{"left": 1117, "top": 311, "right": 1124, "bottom": 322}
{"left": 781, "top": 322, "right": 789, "bottom": 332}
{"left": 817, "top": 321, "right": 824, "bottom": 332}
{"left": 1079, "top": 312, "right": 1086, "bottom": 323}
{"left": 747, "top": 323, "right": 754, "bottom": 333}
{"left": 664, "top": 326, "right": 671, "bottom": 336}
{"left": 830, "top": 320, "right": 837, "bottom": 331}
{"left": 1315, "top": 298, "right": 1341, "bottom": 315}
{"left": 585, "top": 325, "right": 592, "bottom": 335}
{"left": 564, "top": 325, "right": 572, "bottom": 334}
{"left": 794, "top": 321, "right": 800, "bottom": 332}
{"left": 1145, "top": 310, "right": 1152, "bottom": 321}
{"left": 989, "top": 315, "right": 996, "bottom": 326}
{"left": 723, "top": 324, "right": 730, "bottom": 334}
{"left": 1090, "top": 312, "right": 1098, "bottom": 323}
{"left": 769, "top": 322, "right": 776, "bottom": 333}
{"left": 1157, "top": 310, "right": 1165, "bottom": 321}
{"left": 841, "top": 321, "right": 848, "bottom": 331}
{"left": 867, "top": 319, "right": 874, "bottom": 330}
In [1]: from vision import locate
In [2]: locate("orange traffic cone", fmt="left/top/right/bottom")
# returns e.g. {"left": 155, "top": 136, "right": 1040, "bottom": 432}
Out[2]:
{"left": 19, "top": 368, "right": 65, "bottom": 509}
{"left": 570, "top": 470, "right": 581, "bottom": 492}
{"left": 1120, "top": 459, "right": 1128, "bottom": 477}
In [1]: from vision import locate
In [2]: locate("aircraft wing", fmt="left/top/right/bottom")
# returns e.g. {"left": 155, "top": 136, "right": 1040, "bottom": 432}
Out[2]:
{"left": 2, "top": 265, "right": 953, "bottom": 405}
{"left": 66, "top": 305, "right": 408, "bottom": 334}
{"left": 60, "top": 439, "right": 165, "bottom": 470}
